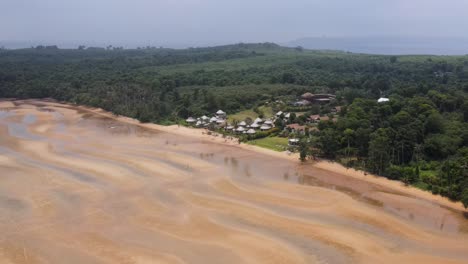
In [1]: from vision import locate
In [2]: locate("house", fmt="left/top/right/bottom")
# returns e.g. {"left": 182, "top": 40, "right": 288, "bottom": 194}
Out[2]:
{"left": 210, "top": 117, "right": 218, "bottom": 123}
{"left": 308, "top": 115, "right": 321, "bottom": 123}
{"left": 260, "top": 124, "right": 272, "bottom": 131}
{"left": 276, "top": 111, "right": 283, "bottom": 117}
{"left": 301, "top": 93, "right": 336, "bottom": 104}
{"left": 225, "top": 125, "right": 234, "bottom": 131}
{"left": 292, "top": 100, "right": 311, "bottom": 107}
{"left": 238, "top": 121, "right": 247, "bottom": 127}
{"left": 201, "top": 115, "right": 209, "bottom": 122}
{"left": 286, "top": 123, "right": 306, "bottom": 134}
{"left": 377, "top": 97, "right": 390, "bottom": 103}
{"left": 254, "top": 117, "right": 263, "bottom": 124}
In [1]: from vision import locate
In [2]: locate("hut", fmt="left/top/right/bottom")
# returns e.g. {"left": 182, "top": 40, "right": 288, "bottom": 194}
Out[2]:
{"left": 210, "top": 117, "right": 218, "bottom": 123}
{"left": 264, "top": 120, "right": 273, "bottom": 125}
{"left": 276, "top": 111, "right": 283, "bottom": 117}
{"left": 235, "top": 126, "right": 246, "bottom": 133}
{"left": 225, "top": 125, "right": 234, "bottom": 131}
{"left": 201, "top": 115, "right": 209, "bottom": 122}
{"left": 254, "top": 117, "right": 263, "bottom": 124}
{"left": 246, "top": 129, "right": 256, "bottom": 135}
{"left": 186, "top": 117, "right": 196, "bottom": 124}
{"left": 238, "top": 121, "right": 247, "bottom": 127}
{"left": 216, "top": 110, "right": 226, "bottom": 118}
{"left": 250, "top": 123, "right": 260, "bottom": 129}
{"left": 260, "top": 124, "right": 271, "bottom": 131}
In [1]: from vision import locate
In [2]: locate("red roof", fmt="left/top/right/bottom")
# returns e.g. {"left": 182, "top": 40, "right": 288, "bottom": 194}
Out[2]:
{"left": 286, "top": 123, "right": 306, "bottom": 131}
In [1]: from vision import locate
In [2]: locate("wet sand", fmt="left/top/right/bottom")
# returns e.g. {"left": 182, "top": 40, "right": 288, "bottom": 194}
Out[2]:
{"left": 0, "top": 99, "right": 467, "bottom": 264}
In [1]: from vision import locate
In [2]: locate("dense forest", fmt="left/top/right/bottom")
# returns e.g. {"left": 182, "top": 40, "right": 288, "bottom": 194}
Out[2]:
{"left": 0, "top": 43, "right": 467, "bottom": 207}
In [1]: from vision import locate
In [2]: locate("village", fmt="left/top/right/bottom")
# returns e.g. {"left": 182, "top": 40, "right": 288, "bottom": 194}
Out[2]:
{"left": 184, "top": 92, "right": 390, "bottom": 152}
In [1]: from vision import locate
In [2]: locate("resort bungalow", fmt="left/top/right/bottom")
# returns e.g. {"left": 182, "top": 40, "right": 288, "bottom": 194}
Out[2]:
{"left": 250, "top": 123, "right": 260, "bottom": 129}
{"left": 210, "top": 117, "right": 218, "bottom": 123}
{"left": 225, "top": 125, "right": 234, "bottom": 131}
{"left": 186, "top": 117, "right": 196, "bottom": 124}
{"left": 238, "top": 121, "right": 247, "bottom": 127}
{"left": 308, "top": 115, "right": 321, "bottom": 123}
{"left": 235, "top": 126, "right": 246, "bottom": 133}
{"left": 216, "top": 110, "right": 226, "bottom": 118}
{"left": 246, "top": 129, "right": 256, "bottom": 135}
{"left": 201, "top": 115, "right": 210, "bottom": 122}
{"left": 264, "top": 120, "right": 274, "bottom": 126}
{"left": 286, "top": 123, "right": 306, "bottom": 134}
{"left": 254, "top": 117, "right": 263, "bottom": 124}
{"left": 288, "top": 138, "right": 300, "bottom": 146}
{"left": 260, "top": 124, "right": 272, "bottom": 131}
{"left": 216, "top": 118, "right": 226, "bottom": 125}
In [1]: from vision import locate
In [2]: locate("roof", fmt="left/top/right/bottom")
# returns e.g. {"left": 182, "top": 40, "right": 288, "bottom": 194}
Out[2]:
{"left": 276, "top": 111, "right": 283, "bottom": 116}
{"left": 236, "top": 126, "right": 245, "bottom": 132}
{"left": 246, "top": 129, "right": 256, "bottom": 134}
{"left": 378, "top": 98, "right": 390, "bottom": 103}
{"left": 287, "top": 123, "right": 306, "bottom": 131}
{"left": 201, "top": 115, "right": 209, "bottom": 120}
{"left": 284, "top": 113, "right": 291, "bottom": 118}
{"left": 216, "top": 110, "right": 225, "bottom": 115}
{"left": 309, "top": 115, "right": 320, "bottom": 120}
{"left": 288, "top": 138, "right": 300, "bottom": 143}
{"left": 264, "top": 120, "right": 273, "bottom": 125}
{"left": 260, "top": 124, "right": 272, "bottom": 130}
{"left": 210, "top": 117, "right": 218, "bottom": 122}
{"left": 216, "top": 118, "right": 225, "bottom": 124}
{"left": 254, "top": 117, "right": 263, "bottom": 123}
{"left": 250, "top": 123, "right": 260, "bottom": 128}
{"left": 301, "top": 92, "right": 314, "bottom": 100}
{"left": 186, "top": 117, "right": 196, "bottom": 122}
{"left": 238, "top": 121, "right": 247, "bottom": 126}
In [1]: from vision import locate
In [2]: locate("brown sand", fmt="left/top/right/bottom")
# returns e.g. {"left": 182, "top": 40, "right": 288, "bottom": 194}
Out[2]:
{"left": 0, "top": 99, "right": 467, "bottom": 264}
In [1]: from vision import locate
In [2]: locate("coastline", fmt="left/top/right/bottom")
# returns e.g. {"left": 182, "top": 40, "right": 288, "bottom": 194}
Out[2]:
{"left": 8, "top": 99, "right": 468, "bottom": 212}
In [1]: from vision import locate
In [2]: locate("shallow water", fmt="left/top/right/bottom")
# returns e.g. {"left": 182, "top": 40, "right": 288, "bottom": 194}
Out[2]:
{"left": 0, "top": 100, "right": 467, "bottom": 264}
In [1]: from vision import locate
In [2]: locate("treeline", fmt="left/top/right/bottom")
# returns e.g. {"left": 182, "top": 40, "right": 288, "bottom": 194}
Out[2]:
{"left": 0, "top": 43, "right": 467, "bottom": 206}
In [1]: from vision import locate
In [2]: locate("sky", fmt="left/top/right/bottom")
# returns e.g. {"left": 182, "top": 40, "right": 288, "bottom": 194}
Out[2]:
{"left": 1, "top": 0, "right": 468, "bottom": 48}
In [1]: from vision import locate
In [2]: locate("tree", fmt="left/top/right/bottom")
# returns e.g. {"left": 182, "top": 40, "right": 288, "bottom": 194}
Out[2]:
{"left": 462, "top": 188, "right": 468, "bottom": 209}
{"left": 368, "top": 128, "right": 392, "bottom": 174}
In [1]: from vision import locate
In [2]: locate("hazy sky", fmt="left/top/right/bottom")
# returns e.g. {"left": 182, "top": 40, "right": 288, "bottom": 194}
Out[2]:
{"left": 2, "top": 0, "right": 468, "bottom": 47}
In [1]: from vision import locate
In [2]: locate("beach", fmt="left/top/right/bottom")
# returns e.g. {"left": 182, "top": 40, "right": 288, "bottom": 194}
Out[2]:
{"left": 0, "top": 99, "right": 467, "bottom": 264}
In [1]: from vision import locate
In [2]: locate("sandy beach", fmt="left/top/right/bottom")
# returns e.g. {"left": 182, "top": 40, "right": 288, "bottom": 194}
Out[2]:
{"left": 0, "top": 99, "right": 467, "bottom": 264}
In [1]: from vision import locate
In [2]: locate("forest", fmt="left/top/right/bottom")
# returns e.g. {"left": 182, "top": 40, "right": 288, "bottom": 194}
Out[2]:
{"left": 0, "top": 43, "right": 467, "bottom": 207}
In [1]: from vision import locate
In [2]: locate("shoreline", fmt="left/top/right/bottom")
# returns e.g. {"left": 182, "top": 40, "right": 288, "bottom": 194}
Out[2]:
{"left": 6, "top": 98, "right": 468, "bottom": 213}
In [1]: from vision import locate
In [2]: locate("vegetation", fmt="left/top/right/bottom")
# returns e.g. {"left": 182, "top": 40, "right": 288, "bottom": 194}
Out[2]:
{"left": 0, "top": 43, "right": 467, "bottom": 205}
{"left": 247, "top": 136, "right": 289, "bottom": 152}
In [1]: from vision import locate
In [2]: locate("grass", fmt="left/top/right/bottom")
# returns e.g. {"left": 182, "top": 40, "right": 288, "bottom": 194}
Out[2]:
{"left": 247, "top": 136, "right": 289, "bottom": 152}
{"left": 227, "top": 106, "right": 273, "bottom": 123}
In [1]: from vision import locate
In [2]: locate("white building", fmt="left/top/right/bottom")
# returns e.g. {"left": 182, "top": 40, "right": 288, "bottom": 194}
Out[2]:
{"left": 378, "top": 97, "right": 390, "bottom": 103}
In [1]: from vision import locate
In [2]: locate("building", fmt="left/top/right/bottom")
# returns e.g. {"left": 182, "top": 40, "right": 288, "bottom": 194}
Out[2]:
{"left": 378, "top": 97, "right": 390, "bottom": 103}
{"left": 186, "top": 117, "right": 196, "bottom": 124}
{"left": 286, "top": 123, "right": 306, "bottom": 134}
{"left": 301, "top": 93, "right": 336, "bottom": 104}
{"left": 216, "top": 110, "right": 226, "bottom": 118}
{"left": 288, "top": 138, "right": 300, "bottom": 146}
{"left": 260, "top": 124, "right": 272, "bottom": 131}
{"left": 246, "top": 129, "right": 256, "bottom": 135}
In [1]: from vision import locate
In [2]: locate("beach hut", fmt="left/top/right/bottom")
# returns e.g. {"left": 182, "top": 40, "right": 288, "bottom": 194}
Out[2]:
{"left": 238, "top": 121, "right": 247, "bottom": 127}
{"left": 260, "top": 124, "right": 271, "bottom": 131}
{"left": 186, "top": 117, "right": 196, "bottom": 124}
{"left": 250, "top": 123, "right": 260, "bottom": 129}
{"left": 264, "top": 120, "right": 273, "bottom": 125}
{"left": 246, "top": 129, "right": 256, "bottom": 135}
{"left": 216, "top": 110, "right": 226, "bottom": 118}
{"left": 235, "top": 126, "right": 246, "bottom": 133}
